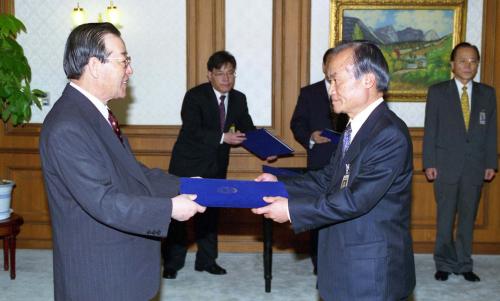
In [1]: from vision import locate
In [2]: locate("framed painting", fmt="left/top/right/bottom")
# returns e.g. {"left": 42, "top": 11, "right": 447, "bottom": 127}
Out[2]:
{"left": 330, "top": 0, "right": 467, "bottom": 101}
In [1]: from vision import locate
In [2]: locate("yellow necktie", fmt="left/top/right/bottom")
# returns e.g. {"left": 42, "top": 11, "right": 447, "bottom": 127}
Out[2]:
{"left": 461, "top": 86, "right": 470, "bottom": 130}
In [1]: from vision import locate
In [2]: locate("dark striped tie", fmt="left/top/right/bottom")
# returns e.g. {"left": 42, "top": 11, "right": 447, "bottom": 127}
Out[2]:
{"left": 108, "top": 109, "right": 123, "bottom": 143}
{"left": 219, "top": 95, "right": 226, "bottom": 131}
{"left": 342, "top": 123, "right": 352, "bottom": 158}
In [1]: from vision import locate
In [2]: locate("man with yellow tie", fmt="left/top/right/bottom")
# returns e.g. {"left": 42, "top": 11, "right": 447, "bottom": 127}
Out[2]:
{"left": 423, "top": 42, "right": 497, "bottom": 282}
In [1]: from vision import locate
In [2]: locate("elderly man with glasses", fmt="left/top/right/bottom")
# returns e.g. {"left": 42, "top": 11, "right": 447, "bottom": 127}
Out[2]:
{"left": 423, "top": 42, "right": 497, "bottom": 283}
{"left": 39, "top": 22, "right": 205, "bottom": 301}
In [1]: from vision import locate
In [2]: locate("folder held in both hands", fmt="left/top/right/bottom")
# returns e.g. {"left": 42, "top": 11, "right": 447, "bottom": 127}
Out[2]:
{"left": 242, "top": 128, "right": 294, "bottom": 159}
{"left": 180, "top": 177, "right": 289, "bottom": 208}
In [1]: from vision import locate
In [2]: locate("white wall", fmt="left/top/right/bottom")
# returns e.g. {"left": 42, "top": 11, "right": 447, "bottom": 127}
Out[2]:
{"left": 226, "top": 0, "right": 273, "bottom": 126}
{"left": 310, "top": 0, "right": 483, "bottom": 127}
{"left": 15, "top": 0, "right": 483, "bottom": 127}
{"left": 15, "top": 0, "right": 186, "bottom": 125}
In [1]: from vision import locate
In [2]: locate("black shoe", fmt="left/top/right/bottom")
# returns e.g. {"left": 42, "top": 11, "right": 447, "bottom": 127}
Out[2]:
{"left": 162, "top": 268, "right": 178, "bottom": 279}
{"left": 195, "top": 263, "right": 227, "bottom": 275}
{"left": 434, "top": 270, "right": 450, "bottom": 281}
{"left": 462, "top": 271, "right": 480, "bottom": 282}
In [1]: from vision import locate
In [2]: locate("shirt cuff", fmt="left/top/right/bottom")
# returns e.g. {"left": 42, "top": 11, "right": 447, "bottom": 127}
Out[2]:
{"left": 309, "top": 138, "right": 315, "bottom": 149}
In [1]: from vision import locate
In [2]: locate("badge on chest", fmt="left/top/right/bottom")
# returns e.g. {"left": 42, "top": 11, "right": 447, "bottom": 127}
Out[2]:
{"left": 340, "top": 163, "right": 350, "bottom": 189}
{"left": 479, "top": 110, "right": 486, "bottom": 125}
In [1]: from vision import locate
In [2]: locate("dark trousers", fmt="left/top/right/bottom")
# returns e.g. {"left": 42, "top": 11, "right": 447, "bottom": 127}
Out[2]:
{"left": 162, "top": 207, "right": 219, "bottom": 270}
{"left": 433, "top": 176, "right": 482, "bottom": 273}
{"left": 310, "top": 228, "right": 318, "bottom": 273}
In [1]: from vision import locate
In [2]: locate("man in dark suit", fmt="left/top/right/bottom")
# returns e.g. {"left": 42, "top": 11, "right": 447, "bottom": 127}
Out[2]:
{"left": 39, "top": 23, "right": 205, "bottom": 301}
{"left": 253, "top": 41, "right": 415, "bottom": 301}
{"left": 163, "top": 51, "right": 256, "bottom": 279}
{"left": 290, "top": 48, "right": 348, "bottom": 273}
{"left": 291, "top": 47, "right": 348, "bottom": 170}
{"left": 423, "top": 42, "right": 497, "bottom": 282}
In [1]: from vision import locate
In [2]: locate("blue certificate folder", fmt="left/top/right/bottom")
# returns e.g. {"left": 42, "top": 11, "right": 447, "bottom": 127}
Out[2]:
{"left": 180, "top": 177, "right": 289, "bottom": 208}
{"left": 242, "top": 128, "right": 294, "bottom": 159}
{"left": 320, "top": 129, "right": 342, "bottom": 144}
{"left": 262, "top": 165, "right": 303, "bottom": 177}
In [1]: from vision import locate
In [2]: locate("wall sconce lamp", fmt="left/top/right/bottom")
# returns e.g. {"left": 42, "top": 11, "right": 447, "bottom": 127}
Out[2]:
{"left": 71, "top": 1, "right": 121, "bottom": 28}
{"left": 71, "top": 3, "right": 87, "bottom": 27}
{"left": 105, "top": 1, "right": 121, "bottom": 27}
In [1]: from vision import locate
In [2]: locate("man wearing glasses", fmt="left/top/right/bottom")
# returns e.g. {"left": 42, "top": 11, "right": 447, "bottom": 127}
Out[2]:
{"left": 40, "top": 22, "right": 205, "bottom": 301}
{"left": 423, "top": 42, "right": 497, "bottom": 282}
{"left": 163, "top": 50, "right": 256, "bottom": 279}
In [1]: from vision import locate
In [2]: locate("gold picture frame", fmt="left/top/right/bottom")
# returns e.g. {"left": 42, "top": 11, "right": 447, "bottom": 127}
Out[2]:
{"left": 330, "top": 0, "right": 467, "bottom": 101}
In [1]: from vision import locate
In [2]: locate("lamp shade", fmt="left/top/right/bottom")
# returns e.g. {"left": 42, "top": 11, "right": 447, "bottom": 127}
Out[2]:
{"left": 106, "top": 1, "right": 120, "bottom": 26}
{"left": 71, "top": 3, "right": 86, "bottom": 27}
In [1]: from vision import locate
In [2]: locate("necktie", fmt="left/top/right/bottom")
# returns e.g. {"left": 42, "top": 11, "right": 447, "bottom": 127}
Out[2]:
{"left": 107, "top": 109, "right": 123, "bottom": 143}
{"left": 461, "top": 86, "right": 470, "bottom": 130}
{"left": 342, "top": 123, "right": 352, "bottom": 158}
{"left": 219, "top": 95, "right": 226, "bottom": 131}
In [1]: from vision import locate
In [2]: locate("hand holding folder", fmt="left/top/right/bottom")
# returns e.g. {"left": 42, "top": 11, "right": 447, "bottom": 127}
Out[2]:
{"left": 242, "top": 128, "right": 294, "bottom": 159}
{"left": 180, "top": 177, "right": 289, "bottom": 208}
{"left": 320, "top": 129, "right": 342, "bottom": 144}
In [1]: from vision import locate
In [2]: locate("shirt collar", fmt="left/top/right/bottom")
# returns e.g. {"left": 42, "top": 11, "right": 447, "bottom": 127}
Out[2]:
{"left": 348, "top": 97, "right": 384, "bottom": 142}
{"left": 454, "top": 78, "right": 472, "bottom": 93}
{"left": 212, "top": 88, "right": 228, "bottom": 105}
{"left": 69, "top": 81, "right": 110, "bottom": 122}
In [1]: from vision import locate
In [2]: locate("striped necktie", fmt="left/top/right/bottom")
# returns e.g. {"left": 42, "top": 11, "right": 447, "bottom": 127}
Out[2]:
{"left": 342, "top": 123, "right": 352, "bottom": 158}
{"left": 219, "top": 95, "right": 226, "bottom": 131}
{"left": 108, "top": 109, "right": 123, "bottom": 143}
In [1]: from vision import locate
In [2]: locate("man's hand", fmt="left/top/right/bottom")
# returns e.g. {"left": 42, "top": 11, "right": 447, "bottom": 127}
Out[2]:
{"left": 484, "top": 168, "right": 496, "bottom": 181}
{"left": 223, "top": 131, "right": 247, "bottom": 145}
{"left": 265, "top": 155, "right": 278, "bottom": 162}
{"left": 255, "top": 173, "right": 277, "bottom": 182}
{"left": 311, "top": 130, "right": 330, "bottom": 144}
{"left": 171, "top": 194, "right": 206, "bottom": 221}
{"left": 425, "top": 168, "right": 438, "bottom": 181}
{"left": 251, "top": 196, "right": 290, "bottom": 223}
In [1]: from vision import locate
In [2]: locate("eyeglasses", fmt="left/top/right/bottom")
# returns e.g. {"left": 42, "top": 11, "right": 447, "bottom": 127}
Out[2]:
{"left": 212, "top": 71, "right": 236, "bottom": 78}
{"left": 105, "top": 56, "right": 132, "bottom": 69}
{"left": 455, "top": 58, "right": 479, "bottom": 66}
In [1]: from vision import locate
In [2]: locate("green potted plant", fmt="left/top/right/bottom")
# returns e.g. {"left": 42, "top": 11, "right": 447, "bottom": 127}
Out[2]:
{"left": 0, "top": 13, "right": 45, "bottom": 126}
{"left": 0, "top": 14, "right": 45, "bottom": 218}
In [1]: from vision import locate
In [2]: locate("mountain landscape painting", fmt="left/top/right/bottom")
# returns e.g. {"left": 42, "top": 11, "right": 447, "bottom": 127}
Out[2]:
{"left": 342, "top": 9, "right": 454, "bottom": 95}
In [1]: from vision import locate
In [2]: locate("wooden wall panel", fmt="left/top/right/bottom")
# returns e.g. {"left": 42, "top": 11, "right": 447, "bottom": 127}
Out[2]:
{"left": 1, "top": 0, "right": 500, "bottom": 253}
{"left": 186, "top": 0, "right": 225, "bottom": 88}
{"left": 0, "top": 0, "right": 14, "bottom": 14}
{"left": 3, "top": 125, "right": 499, "bottom": 252}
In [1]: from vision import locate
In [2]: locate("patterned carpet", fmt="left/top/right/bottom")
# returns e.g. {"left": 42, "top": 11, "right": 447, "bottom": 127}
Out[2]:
{"left": 1, "top": 250, "right": 499, "bottom": 301}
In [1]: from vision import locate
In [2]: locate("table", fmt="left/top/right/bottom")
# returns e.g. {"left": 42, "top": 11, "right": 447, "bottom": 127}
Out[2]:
{"left": 263, "top": 217, "right": 273, "bottom": 292}
{"left": 261, "top": 167, "right": 307, "bottom": 292}
{"left": 0, "top": 213, "right": 24, "bottom": 279}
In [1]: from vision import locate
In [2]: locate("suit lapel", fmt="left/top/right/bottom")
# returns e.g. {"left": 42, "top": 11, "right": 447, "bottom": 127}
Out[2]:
{"left": 225, "top": 89, "right": 237, "bottom": 131}
{"left": 447, "top": 80, "right": 468, "bottom": 136}
{"left": 468, "top": 82, "right": 481, "bottom": 134}
{"left": 342, "top": 102, "right": 388, "bottom": 164}
{"left": 327, "top": 103, "right": 387, "bottom": 193}
{"left": 206, "top": 84, "right": 224, "bottom": 132}
{"left": 67, "top": 85, "right": 152, "bottom": 190}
